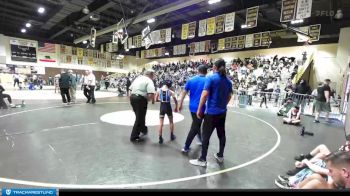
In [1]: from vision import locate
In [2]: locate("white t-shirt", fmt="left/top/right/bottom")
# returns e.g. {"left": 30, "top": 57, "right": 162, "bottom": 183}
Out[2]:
{"left": 130, "top": 75, "right": 155, "bottom": 97}
{"left": 87, "top": 73, "right": 96, "bottom": 86}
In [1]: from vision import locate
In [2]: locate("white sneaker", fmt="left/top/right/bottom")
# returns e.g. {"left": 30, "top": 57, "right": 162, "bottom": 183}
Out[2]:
{"left": 214, "top": 153, "right": 224, "bottom": 163}
{"left": 9, "top": 104, "right": 15, "bottom": 107}
{"left": 189, "top": 159, "right": 207, "bottom": 167}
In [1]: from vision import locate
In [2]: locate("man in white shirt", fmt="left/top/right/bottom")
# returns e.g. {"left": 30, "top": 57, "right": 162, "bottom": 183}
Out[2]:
{"left": 86, "top": 70, "right": 96, "bottom": 104}
{"left": 129, "top": 69, "right": 156, "bottom": 142}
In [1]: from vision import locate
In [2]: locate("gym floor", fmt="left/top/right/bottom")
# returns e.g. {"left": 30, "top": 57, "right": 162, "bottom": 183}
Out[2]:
{"left": 0, "top": 96, "right": 346, "bottom": 189}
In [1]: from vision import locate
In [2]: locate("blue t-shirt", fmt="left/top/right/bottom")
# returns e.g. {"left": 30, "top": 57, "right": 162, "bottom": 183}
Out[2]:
{"left": 185, "top": 75, "right": 207, "bottom": 113}
{"left": 204, "top": 73, "right": 233, "bottom": 115}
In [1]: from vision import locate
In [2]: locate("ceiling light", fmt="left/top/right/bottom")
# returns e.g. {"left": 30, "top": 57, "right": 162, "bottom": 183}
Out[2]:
{"left": 291, "top": 19, "right": 304, "bottom": 24}
{"left": 208, "top": 0, "right": 221, "bottom": 4}
{"left": 82, "top": 6, "right": 90, "bottom": 14}
{"left": 83, "top": 40, "right": 87, "bottom": 44}
{"left": 147, "top": 18, "right": 155, "bottom": 24}
{"left": 207, "top": 10, "right": 211, "bottom": 13}
{"left": 241, "top": 24, "right": 248, "bottom": 29}
{"left": 125, "top": 49, "right": 129, "bottom": 52}
{"left": 21, "top": 28, "right": 26, "bottom": 33}
{"left": 165, "top": 52, "right": 169, "bottom": 55}
{"left": 38, "top": 7, "right": 45, "bottom": 14}
{"left": 25, "top": 23, "right": 31, "bottom": 28}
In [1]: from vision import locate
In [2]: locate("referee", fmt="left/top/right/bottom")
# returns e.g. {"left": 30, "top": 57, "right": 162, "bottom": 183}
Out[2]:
{"left": 129, "top": 69, "right": 156, "bottom": 142}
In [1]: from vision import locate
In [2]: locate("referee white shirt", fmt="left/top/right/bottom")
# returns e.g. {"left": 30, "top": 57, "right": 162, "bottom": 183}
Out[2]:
{"left": 87, "top": 73, "right": 96, "bottom": 86}
{"left": 130, "top": 75, "right": 155, "bottom": 98}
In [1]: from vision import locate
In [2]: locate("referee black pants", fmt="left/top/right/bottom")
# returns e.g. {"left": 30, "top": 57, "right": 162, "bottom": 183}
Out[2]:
{"left": 184, "top": 112, "right": 203, "bottom": 149}
{"left": 200, "top": 112, "right": 227, "bottom": 161}
{"left": 130, "top": 95, "right": 148, "bottom": 141}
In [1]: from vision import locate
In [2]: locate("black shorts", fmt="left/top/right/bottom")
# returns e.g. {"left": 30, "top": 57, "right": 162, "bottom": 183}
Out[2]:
{"left": 160, "top": 102, "right": 172, "bottom": 118}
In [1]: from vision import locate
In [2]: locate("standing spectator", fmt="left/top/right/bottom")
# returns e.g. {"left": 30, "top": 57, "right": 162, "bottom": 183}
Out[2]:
{"left": 68, "top": 70, "right": 77, "bottom": 104}
{"left": 54, "top": 74, "right": 60, "bottom": 93}
{"left": 314, "top": 79, "right": 331, "bottom": 123}
{"left": 86, "top": 70, "right": 96, "bottom": 104}
{"left": 178, "top": 65, "right": 207, "bottom": 152}
{"left": 13, "top": 73, "right": 20, "bottom": 88}
{"left": 48, "top": 76, "right": 53, "bottom": 86}
{"left": 59, "top": 69, "right": 71, "bottom": 105}
{"left": 81, "top": 71, "right": 90, "bottom": 102}
{"left": 104, "top": 75, "right": 110, "bottom": 90}
{"left": 190, "top": 59, "right": 233, "bottom": 167}
{"left": 126, "top": 77, "right": 131, "bottom": 96}
{"left": 129, "top": 70, "right": 156, "bottom": 142}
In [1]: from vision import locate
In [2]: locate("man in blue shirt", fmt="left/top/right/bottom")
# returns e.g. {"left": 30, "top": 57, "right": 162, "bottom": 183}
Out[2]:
{"left": 178, "top": 65, "right": 208, "bottom": 152}
{"left": 190, "top": 59, "right": 233, "bottom": 167}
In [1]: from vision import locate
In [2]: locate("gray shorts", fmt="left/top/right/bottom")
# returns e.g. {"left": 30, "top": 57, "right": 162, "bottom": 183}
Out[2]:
{"left": 314, "top": 100, "right": 331, "bottom": 113}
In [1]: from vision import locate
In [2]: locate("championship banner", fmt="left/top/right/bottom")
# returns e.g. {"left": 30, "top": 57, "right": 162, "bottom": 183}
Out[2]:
{"left": 128, "top": 37, "right": 133, "bottom": 49}
{"left": 198, "top": 19, "right": 207, "bottom": 37}
{"left": 60, "top": 45, "right": 66, "bottom": 55}
{"left": 173, "top": 45, "right": 178, "bottom": 55}
{"left": 225, "top": 12, "right": 235, "bottom": 32}
{"left": 181, "top": 44, "right": 187, "bottom": 55}
{"left": 204, "top": 40, "right": 211, "bottom": 52}
{"left": 141, "top": 50, "right": 145, "bottom": 59}
{"left": 137, "top": 35, "right": 142, "bottom": 48}
{"left": 224, "top": 37, "right": 232, "bottom": 49}
{"left": 151, "top": 30, "right": 161, "bottom": 44}
{"left": 160, "top": 29, "right": 166, "bottom": 43}
{"left": 260, "top": 31, "right": 271, "bottom": 46}
{"left": 142, "top": 26, "right": 153, "bottom": 49}
{"left": 72, "top": 47, "right": 77, "bottom": 55}
{"left": 245, "top": 34, "right": 254, "bottom": 48}
{"left": 231, "top": 36, "right": 238, "bottom": 49}
{"left": 296, "top": 0, "right": 313, "bottom": 20}
{"left": 194, "top": 42, "right": 200, "bottom": 53}
{"left": 165, "top": 28, "right": 172, "bottom": 43}
{"left": 215, "top": 15, "right": 225, "bottom": 34}
{"left": 297, "top": 26, "right": 310, "bottom": 42}
{"left": 157, "top": 48, "right": 163, "bottom": 57}
{"left": 77, "top": 48, "right": 84, "bottom": 58}
{"left": 105, "top": 52, "right": 111, "bottom": 60}
{"left": 253, "top": 33, "right": 262, "bottom": 47}
{"left": 309, "top": 24, "right": 321, "bottom": 42}
{"left": 133, "top": 36, "right": 138, "bottom": 48}
{"left": 218, "top": 38, "right": 225, "bottom": 51}
{"left": 181, "top": 23, "right": 189, "bottom": 40}
{"left": 237, "top": 35, "right": 245, "bottom": 49}
{"left": 246, "top": 6, "right": 259, "bottom": 28}
{"left": 188, "top": 22, "right": 196, "bottom": 39}
{"left": 206, "top": 17, "right": 216, "bottom": 36}
{"left": 189, "top": 43, "right": 195, "bottom": 54}
{"left": 280, "top": 0, "right": 297, "bottom": 22}
{"left": 199, "top": 41, "right": 205, "bottom": 53}
{"left": 88, "top": 49, "right": 93, "bottom": 57}
{"left": 65, "top": 46, "right": 72, "bottom": 55}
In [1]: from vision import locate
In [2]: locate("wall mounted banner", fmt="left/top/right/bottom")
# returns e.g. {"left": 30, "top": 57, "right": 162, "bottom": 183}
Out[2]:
{"left": 206, "top": 17, "right": 216, "bottom": 35}
{"left": 10, "top": 39, "right": 38, "bottom": 62}
{"left": 173, "top": 45, "right": 178, "bottom": 56}
{"left": 204, "top": 40, "right": 211, "bottom": 52}
{"left": 245, "top": 34, "right": 254, "bottom": 48}
{"left": 224, "top": 37, "right": 232, "bottom": 49}
{"left": 151, "top": 30, "right": 161, "bottom": 45}
{"left": 225, "top": 12, "right": 235, "bottom": 32}
{"left": 65, "top": 46, "right": 72, "bottom": 55}
{"left": 137, "top": 35, "right": 142, "bottom": 48}
{"left": 128, "top": 37, "right": 133, "bottom": 49}
{"left": 188, "top": 22, "right": 196, "bottom": 39}
{"left": 181, "top": 23, "right": 189, "bottom": 40}
{"left": 231, "top": 36, "right": 238, "bottom": 49}
{"left": 199, "top": 41, "right": 205, "bottom": 53}
{"left": 142, "top": 26, "right": 153, "bottom": 49}
{"left": 218, "top": 38, "right": 225, "bottom": 51}
{"left": 296, "top": 0, "right": 313, "bottom": 20}
{"left": 189, "top": 43, "right": 195, "bottom": 54}
{"left": 260, "top": 31, "right": 271, "bottom": 46}
{"left": 160, "top": 29, "right": 166, "bottom": 43}
{"left": 280, "top": 0, "right": 297, "bottom": 22}
{"left": 253, "top": 33, "right": 262, "bottom": 47}
{"left": 246, "top": 6, "right": 259, "bottom": 28}
{"left": 309, "top": 24, "right": 321, "bottom": 42}
{"left": 194, "top": 42, "right": 200, "bottom": 53}
{"left": 215, "top": 15, "right": 225, "bottom": 34}
{"left": 198, "top": 19, "right": 207, "bottom": 37}
{"left": 237, "top": 35, "right": 245, "bottom": 49}
{"left": 133, "top": 36, "right": 138, "bottom": 48}
{"left": 165, "top": 28, "right": 172, "bottom": 43}
{"left": 60, "top": 45, "right": 66, "bottom": 54}
{"left": 77, "top": 48, "right": 83, "bottom": 60}
{"left": 181, "top": 44, "right": 187, "bottom": 54}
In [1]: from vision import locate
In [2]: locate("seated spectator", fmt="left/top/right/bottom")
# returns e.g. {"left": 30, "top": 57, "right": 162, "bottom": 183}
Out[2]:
{"left": 277, "top": 97, "right": 296, "bottom": 116}
{"left": 0, "top": 82, "right": 15, "bottom": 109}
{"left": 283, "top": 106, "right": 301, "bottom": 125}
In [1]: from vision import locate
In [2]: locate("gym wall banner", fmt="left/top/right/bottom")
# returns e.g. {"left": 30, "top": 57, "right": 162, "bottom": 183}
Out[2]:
{"left": 198, "top": 19, "right": 207, "bottom": 37}
{"left": 225, "top": 12, "right": 235, "bottom": 32}
{"left": 280, "top": 0, "right": 297, "bottom": 22}
{"left": 225, "top": 37, "right": 232, "bottom": 49}
{"left": 237, "top": 35, "right": 245, "bottom": 49}
{"left": 181, "top": 23, "right": 189, "bottom": 40}
{"left": 160, "top": 29, "right": 166, "bottom": 43}
{"left": 245, "top": 34, "right": 254, "bottom": 48}
{"left": 188, "top": 22, "right": 197, "bottom": 39}
{"left": 309, "top": 24, "right": 321, "bottom": 42}
{"left": 218, "top": 38, "right": 225, "bottom": 51}
{"left": 260, "top": 31, "right": 271, "bottom": 46}
{"left": 231, "top": 36, "right": 238, "bottom": 49}
{"left": 10, "top": 39, "right": 37, "bottom": 63}
{"left": 151, "top": 30, "right": 161, "bottom": 45}
{"left": 246, "top": 6, "right": 259, "bottom": 28}
{"left": 215, "top": 15, "right": 225, "bottom": 34}
{"left": 253, "top": 33, "right": 262, "bottom": 47}
{"left": 165, "top": 28, "right": 172, "bottom": 43}
{"left": 199, "top": 41, "right": 205, "bottom": 53}
{"left": 206, "top": 17, "right": 216, "bottom": 36}
{"left": 296, "top": 0, "right": 313, "bottom": 19}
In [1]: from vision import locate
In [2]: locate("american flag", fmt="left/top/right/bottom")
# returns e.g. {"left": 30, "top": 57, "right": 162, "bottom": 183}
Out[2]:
{"left": 38, "top": 42, "right": 55, "bottom": 53}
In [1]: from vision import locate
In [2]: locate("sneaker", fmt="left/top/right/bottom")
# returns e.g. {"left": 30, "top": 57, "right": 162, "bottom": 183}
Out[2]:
{"left": 9, "top": 103, "right": 15, "bottom": 107}
{"left": 181, "top": 147, "right": 190, "bottom": 153}
{"left": 159, "top": 136, "right": 163, "bottom": 144}
{"left": 274, "top": 179, "right": 292, "bottom": 189}
{"left": 189, "top": 159, "right": 207, "bottom": 167}
{"left": 130, "top": 137, "right": 144, "bottom": 143}
{"left": 170, "top": 134, "right": 176, "bottom": 141}
{"left": 278, "top": 175, "right": 289, "bottom": 183}
{"left": 313, "top": 120, "right": 320, "bottom": 123}
{"left": 214, "top": 153, "right": 224, "bottom": 163}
